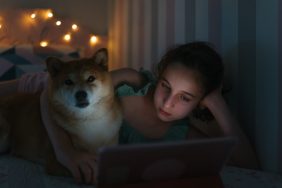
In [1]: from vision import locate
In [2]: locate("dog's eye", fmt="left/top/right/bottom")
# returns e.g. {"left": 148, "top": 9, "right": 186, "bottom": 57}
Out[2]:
{"left": 87, "top": 76, "right": 96, "bottom": 83}
{"left": 65, "top": 79, "right": 74, "bottom": 85}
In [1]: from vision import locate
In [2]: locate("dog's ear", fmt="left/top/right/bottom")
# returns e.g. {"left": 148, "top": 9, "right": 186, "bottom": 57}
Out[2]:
{"left": 46, "top": 57, "right": 63, "bottom": 77}
{"left": 92, "top": 48, "right": 108, "bottom": 70}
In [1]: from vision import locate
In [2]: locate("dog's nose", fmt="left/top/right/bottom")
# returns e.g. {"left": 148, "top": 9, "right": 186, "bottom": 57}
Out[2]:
{"left": 75, "top": 90, "right": 87, "bottom": 101}
{"left": 75, "top": 90, "right": 89, "bottom": 108}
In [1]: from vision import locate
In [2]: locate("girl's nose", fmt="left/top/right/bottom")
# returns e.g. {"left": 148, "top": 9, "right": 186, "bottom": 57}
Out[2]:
{"left": 163, "top": 95, "right": 176, "bottom": 108}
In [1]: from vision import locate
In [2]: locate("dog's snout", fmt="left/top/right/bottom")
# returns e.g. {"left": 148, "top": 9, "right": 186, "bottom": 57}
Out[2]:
{"left": 75, "top": 90, "right": 87, "bottom": 101}
{"left": 75, "top": 90, "right": 89, "bottom": 108}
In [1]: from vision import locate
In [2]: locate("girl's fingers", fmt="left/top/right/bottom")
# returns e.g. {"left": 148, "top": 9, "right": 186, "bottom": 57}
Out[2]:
{"left": 88, "top": 160, "right": 97, "bottom": 184}
{"left": 69, "top": 165, "right": 82, "bottom": 184}
{"left": 82, "top": 155, "right": 97, "bottom": 184}
{"left": 79, "top": 162, "right": 94, "bottom": 184}
{"left": 60, "top": 152, "right": 97, "bottom": 184}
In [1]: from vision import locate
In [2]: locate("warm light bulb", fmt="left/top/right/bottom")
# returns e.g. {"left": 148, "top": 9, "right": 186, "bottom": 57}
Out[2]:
{"left": 40, "top": 41, "right": 48, "bottom": 47}
{"left": 72, "top": 24, "right": 78, "bottom": 31}
{"left": 47, "top": 12, "right": 53, "bottom": 18}
{"left": 64, "top": 34, "right": 71, "bottom": 42}
{"left": 0, "top": 24, "right": 2, "bottom": 29}
{"left": 56, "top": 20, "right": 62, "bottom": 26}
{"left": 90, "top": 35, "right": 98, "bottom": 46}
{"left": 30, "top": 13, "right": 36, "bottom": 19}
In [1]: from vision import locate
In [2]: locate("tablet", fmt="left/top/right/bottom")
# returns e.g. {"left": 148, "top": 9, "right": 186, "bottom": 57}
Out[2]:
{"left": 95, "top": 136, "right": 237, "bottom": 187}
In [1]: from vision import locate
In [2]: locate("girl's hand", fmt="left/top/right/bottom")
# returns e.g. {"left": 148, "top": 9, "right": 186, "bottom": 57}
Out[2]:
{"left": 200, "top": 86, "right": 223, "bottom": 110}
{"left": 55, "top": 145, "right": 97, "bottom": 185}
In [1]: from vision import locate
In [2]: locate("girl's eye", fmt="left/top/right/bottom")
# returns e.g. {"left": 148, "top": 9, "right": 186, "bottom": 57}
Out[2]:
{"left": 179, "top": 94, "right": 190, "bottom": 102}
{"left": 161, "top": 82, "right": 170, "bottom": 89}
{"left": 64, "top": 79, "right": 74, "bottom": 85}
{"left": 87, "top": 75, "right": 96, "bottom": 83}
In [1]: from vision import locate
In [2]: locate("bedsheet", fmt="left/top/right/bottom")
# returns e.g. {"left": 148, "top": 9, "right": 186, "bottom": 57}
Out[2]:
{"left": 1, "top": 154, "right": 282, "bottom": 188}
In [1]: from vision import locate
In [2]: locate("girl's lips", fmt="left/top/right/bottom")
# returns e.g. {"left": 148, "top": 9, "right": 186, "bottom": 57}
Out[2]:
{"left": 159, "top": 108, "right": 171, "bottom": 116}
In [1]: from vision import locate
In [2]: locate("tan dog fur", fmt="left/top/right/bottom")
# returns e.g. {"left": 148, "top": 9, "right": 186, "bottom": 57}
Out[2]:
{"left": 0, "top": 48, "right": 122, "bottom": 176}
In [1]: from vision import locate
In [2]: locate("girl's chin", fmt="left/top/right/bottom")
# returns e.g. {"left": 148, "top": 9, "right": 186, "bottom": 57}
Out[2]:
{"left": 157, "top": 113, "right": 173, "bottom": 122}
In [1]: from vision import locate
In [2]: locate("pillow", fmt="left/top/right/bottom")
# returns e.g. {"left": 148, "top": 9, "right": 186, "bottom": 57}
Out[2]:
{"left": 0, "top": 46, "right": 35, "bottom": 81}
{"left": 0, "top": 45, "right": 82, "bottom": 81}
{"left": 33, "top": 45, "right": 82, "bottom": 60}
{"left": 0, "top": 59, "right": 16, "bottom": 81}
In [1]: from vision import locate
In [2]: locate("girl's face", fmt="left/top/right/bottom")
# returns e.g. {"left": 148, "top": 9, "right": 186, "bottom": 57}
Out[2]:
{"left": 154, "top": 63, "right": 205, "bottom": 122}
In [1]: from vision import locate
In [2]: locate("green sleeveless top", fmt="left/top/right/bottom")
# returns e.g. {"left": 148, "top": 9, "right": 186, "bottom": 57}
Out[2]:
{"left": 116, "top": 70, "right": 189, "bottom": 144}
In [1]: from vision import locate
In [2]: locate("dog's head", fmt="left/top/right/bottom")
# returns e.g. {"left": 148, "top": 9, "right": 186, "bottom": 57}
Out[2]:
{"left": 46, "top": 48, "right": 113, "bottom": 113}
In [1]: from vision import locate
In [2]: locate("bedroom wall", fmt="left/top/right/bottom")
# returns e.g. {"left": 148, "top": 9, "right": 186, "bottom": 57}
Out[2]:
{"left": 0, "top": 0, "right": 109, "bottom": 35}
{"left": 108, "top": 0, "right": 282, "bottom": 174}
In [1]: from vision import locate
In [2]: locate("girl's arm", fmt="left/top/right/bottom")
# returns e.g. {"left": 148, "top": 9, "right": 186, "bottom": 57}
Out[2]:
{"left": 201, "top": 88, "right": 260, "bottom": 169}
{"left": 110, "top": 68, "right": 147, "bottom": 88}
{"left": 0, "top": 72, "right": 48, "bottom": 97}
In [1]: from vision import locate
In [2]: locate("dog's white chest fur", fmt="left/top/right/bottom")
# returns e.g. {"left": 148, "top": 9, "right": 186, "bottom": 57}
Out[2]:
{"left": 53, "top": 103, "right": 122, "bottom": 154}
{"left": 72, "top": 114, "right": 122, "bottom": 152}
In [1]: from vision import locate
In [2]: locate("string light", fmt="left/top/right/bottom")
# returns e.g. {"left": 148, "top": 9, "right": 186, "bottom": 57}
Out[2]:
{"left": 43, "top": 9, "right": 54, "bottom": 19}
{"left": 55, "top": 20, "right": 61, "bottom": 26}
{"left": 72, "top": 24, "right": 78, "bottom": 31}
{"left": 2, "top": 9, "right": 104, "bottom": 52}
{"left": 0, "top": 16, "right": 2, "bottom": 29}
{"left": 63, "top": 33, "right": 71, "bottom": 42}
{"left": 47, "top": 12, "right": 53, "bottom": 18}
{"left": 40, "top": 41, "right": 49, "bottom": 47}
{"left": 90, "top": 35, "right": 98, "bottom": 46}
{"left": 30, "top": 13, "right": 36, "bottom": 19}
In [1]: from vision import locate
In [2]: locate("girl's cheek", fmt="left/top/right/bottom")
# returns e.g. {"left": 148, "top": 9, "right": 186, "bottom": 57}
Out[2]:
{"left": 155, "top": 87, "right": 163, "bottom": 98}
{"left": 154, "top": 88, "right": 162, "bottom": 104}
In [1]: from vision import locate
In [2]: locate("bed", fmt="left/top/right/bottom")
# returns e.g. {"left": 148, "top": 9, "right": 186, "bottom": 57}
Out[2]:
{"left": 1, "top": 154, "right": 282, "bottom": 188}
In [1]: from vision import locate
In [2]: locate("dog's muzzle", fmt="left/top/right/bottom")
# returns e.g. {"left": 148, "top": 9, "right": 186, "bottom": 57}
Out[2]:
{"left": 75, "top": 90, "right": 89, "bottom": 108}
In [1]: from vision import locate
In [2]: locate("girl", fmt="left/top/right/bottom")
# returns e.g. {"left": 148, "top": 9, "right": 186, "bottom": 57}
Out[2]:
{"left": 0, "top": 41, "right": 259, "bottom": 184}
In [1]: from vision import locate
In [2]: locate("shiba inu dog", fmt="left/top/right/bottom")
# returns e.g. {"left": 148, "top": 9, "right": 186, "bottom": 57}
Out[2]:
{"left": 0, "top": 48, "right": 122, "bottom": 177}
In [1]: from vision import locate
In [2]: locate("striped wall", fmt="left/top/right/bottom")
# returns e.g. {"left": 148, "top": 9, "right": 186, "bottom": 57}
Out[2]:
{"left": 279, "top": 0, "right": 282, "bottom": 175}
{"left": 108, "top": 0, "right": 282, "bottom": 174}
{"left": 255, "top": 0, "right": 279, "bottom": 174}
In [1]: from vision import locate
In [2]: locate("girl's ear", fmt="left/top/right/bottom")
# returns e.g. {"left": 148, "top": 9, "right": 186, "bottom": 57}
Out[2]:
{"left": 46, "top": 57, "right": 63, "bottom": 77}
{"left": 92, "top": 48, "right": 108, "bottom": 70}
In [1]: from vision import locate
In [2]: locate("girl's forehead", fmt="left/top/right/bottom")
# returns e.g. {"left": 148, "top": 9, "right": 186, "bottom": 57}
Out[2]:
{"left": 161, "top": 63, "right": 205, "bottom": 95}
{"left": 162, "top": 63, "right": 196, "bottom": 78}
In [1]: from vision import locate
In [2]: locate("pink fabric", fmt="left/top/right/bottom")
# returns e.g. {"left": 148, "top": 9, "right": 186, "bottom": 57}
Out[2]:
{"left": 17, "top": 72, "right": 48, "bottom": 93}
